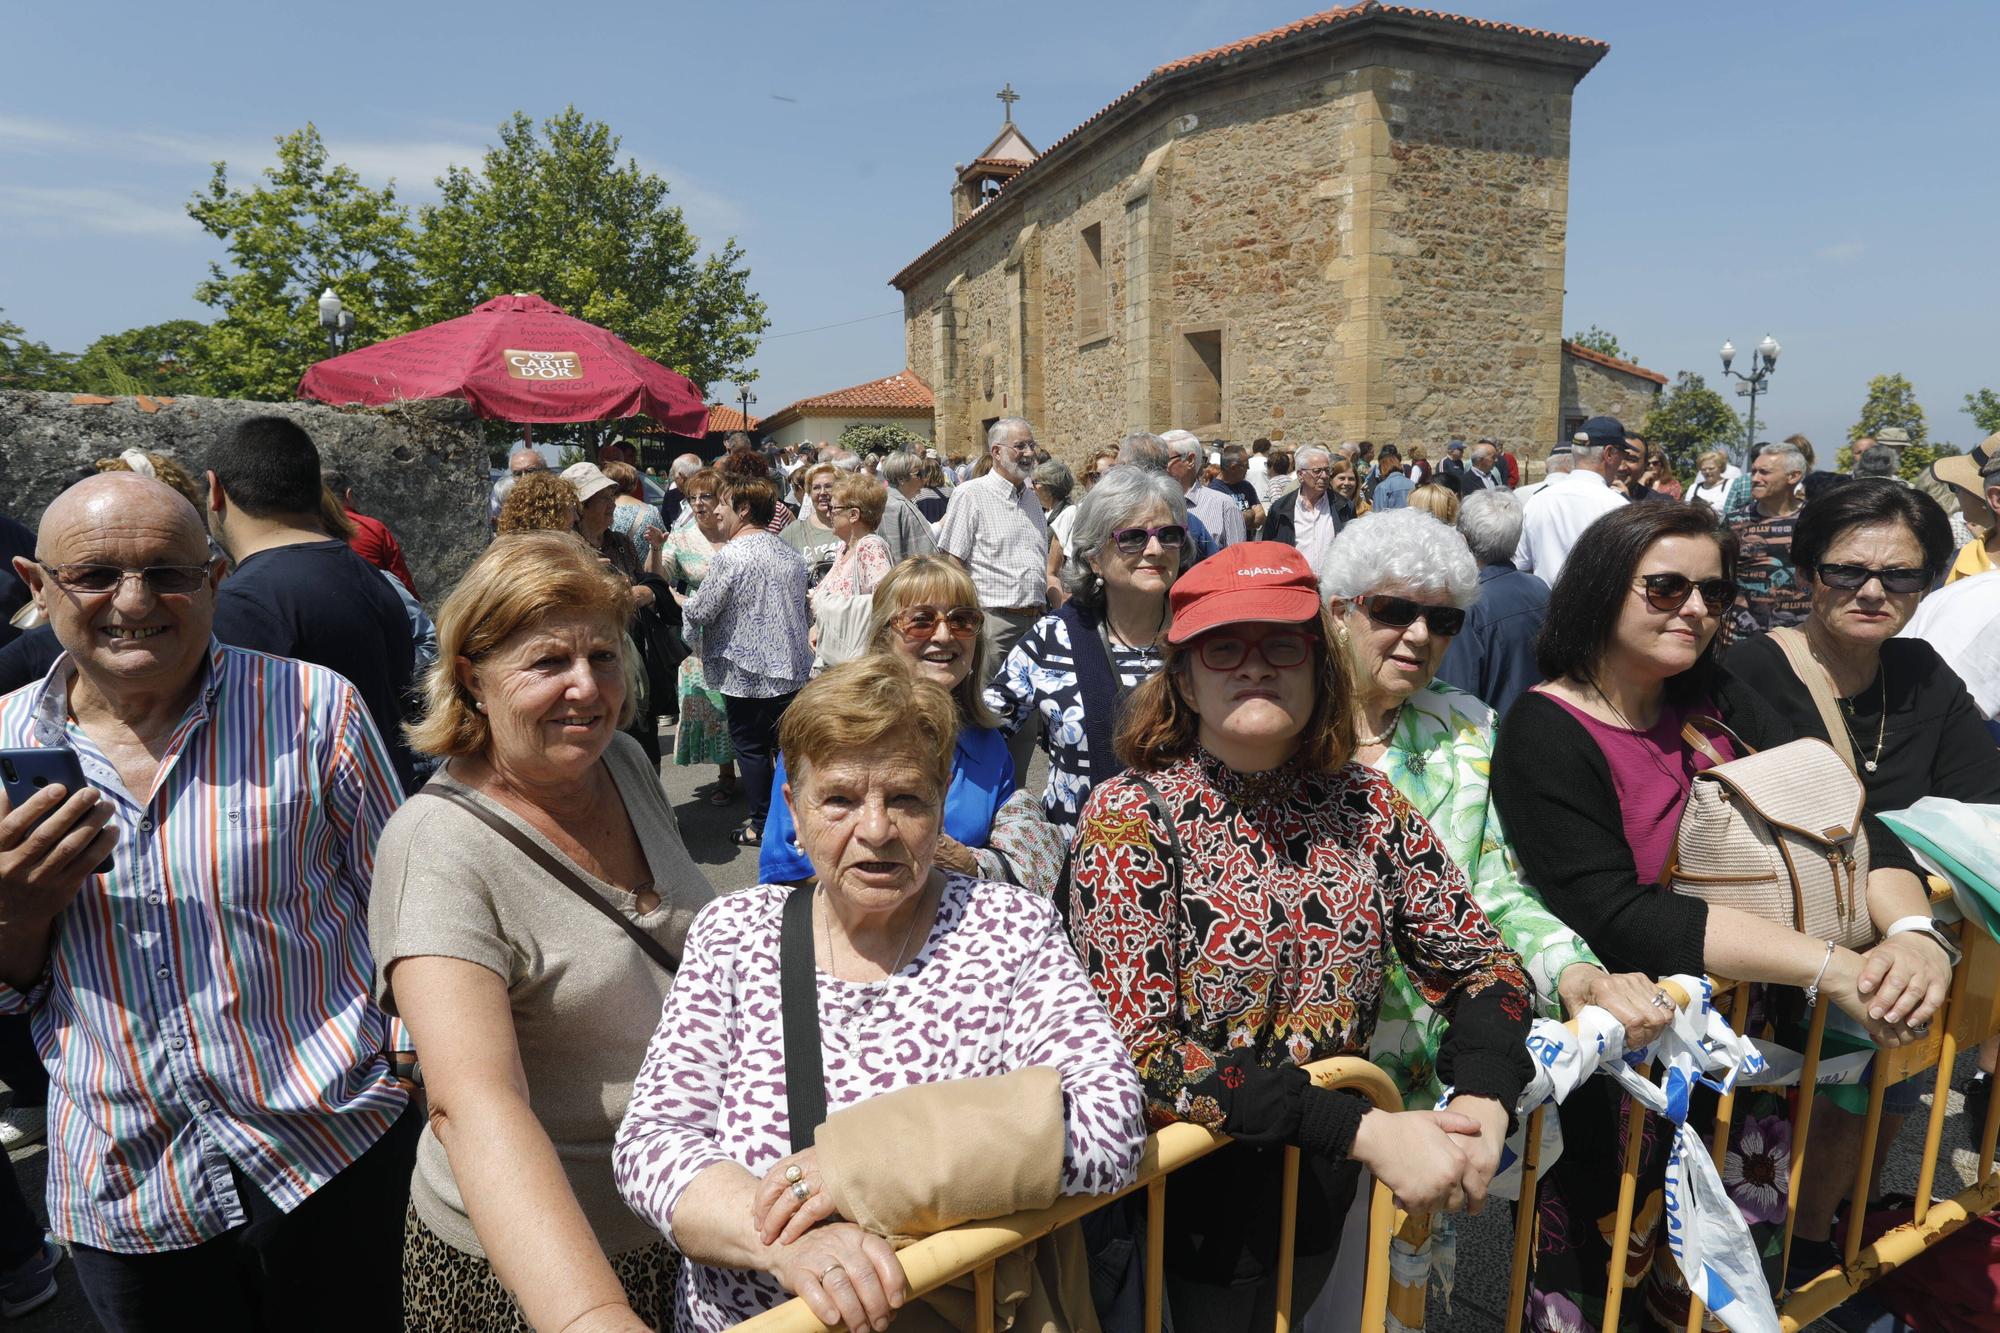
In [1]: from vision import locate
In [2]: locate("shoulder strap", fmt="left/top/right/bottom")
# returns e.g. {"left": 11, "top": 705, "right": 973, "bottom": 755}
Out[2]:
{"left": 1679, "top": 713, "right": 1757, "bottom": 768}
{"left": 1771, "top": 627, "right": 1858, "bottom": 774}
{"left": 415, "top": 788, "right": 680, "bottom": 974}
{"left": 780, "top": 886, "right": 827, "bottom": 1153}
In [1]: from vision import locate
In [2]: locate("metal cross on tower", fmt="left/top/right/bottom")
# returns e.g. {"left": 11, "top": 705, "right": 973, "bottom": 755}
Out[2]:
{"left": 996, "top": 83, "right": 1020, "bottom": 122}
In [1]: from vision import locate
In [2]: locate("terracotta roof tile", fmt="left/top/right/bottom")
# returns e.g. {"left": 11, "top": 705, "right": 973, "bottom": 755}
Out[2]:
{"left": 892, "top": 2, "right": 1606, "bottom": 289}
{"left": 705, "top": 403, "right": 760, "bottom": 432}
{"left": 773, "top": 371, "right": 934, "bottom": 416}
{"left": 1562, "top": 340, "right": 1668, "bottom": 387}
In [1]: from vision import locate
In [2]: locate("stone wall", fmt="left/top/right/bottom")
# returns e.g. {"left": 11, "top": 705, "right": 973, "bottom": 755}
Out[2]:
{"left": 1560, "top": 353, "right": 1663, "bottom": 440}
{"left": 0, "top": 392, "right": 490, "bottom": 597}
{"left": 898, "top": 16, "right": 1601, "bottom": 470}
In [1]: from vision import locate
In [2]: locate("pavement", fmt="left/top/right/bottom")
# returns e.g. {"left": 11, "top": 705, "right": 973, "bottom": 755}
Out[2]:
{"left": 1, "top": 725, "right": 1985, "bottom": 1330}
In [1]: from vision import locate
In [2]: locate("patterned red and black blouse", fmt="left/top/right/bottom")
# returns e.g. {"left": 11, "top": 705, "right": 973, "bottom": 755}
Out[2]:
{"left": 1068, "top": 749, "right": 1532, "bottom": 1160}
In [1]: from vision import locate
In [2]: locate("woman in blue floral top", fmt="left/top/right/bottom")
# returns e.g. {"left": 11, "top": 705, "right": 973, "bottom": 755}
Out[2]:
{"left": 682, "top": 475, "right": 812, "bottom": 845}
{"left": 985, "top": 466, "right": 1183, "bottom": 830}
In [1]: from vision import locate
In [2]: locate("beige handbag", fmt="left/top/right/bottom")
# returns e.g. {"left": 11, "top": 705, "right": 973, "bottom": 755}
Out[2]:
{"left": 1668, "top": 716, "right": 1875, "bottom": 950}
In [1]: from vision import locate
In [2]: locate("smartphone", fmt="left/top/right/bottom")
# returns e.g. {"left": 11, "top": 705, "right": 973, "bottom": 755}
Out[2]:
{"left": 0, "top": 748, "right": 115, "bottom": 877}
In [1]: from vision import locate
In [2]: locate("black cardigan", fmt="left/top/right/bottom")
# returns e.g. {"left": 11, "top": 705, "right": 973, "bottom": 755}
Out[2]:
{"left": 1727, "top": 635, "right": 2000, "bottom": 877}
{"left": 1489, "top": 670, "right": 1792, "bottom": 979}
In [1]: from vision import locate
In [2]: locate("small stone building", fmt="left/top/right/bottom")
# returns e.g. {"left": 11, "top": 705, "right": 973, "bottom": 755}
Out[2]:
{"left": 756, "top": 371, "right": 936, "bottom": 450}
{"left": 1560, "top": 341, "right": 1666, "bottom": 441}
{"left": 891, "top": 2, "right": 1610, "bottom": 467}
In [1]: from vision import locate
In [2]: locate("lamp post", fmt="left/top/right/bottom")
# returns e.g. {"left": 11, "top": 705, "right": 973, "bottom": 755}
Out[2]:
{"left": 736, "top": 384, "right": 757, "bottom": 434}
{"left": 1719, "top": 333, "right": 1780, "bottom": 462}
{"left": 317, "top": 288, "right": 357, "bottom": 356}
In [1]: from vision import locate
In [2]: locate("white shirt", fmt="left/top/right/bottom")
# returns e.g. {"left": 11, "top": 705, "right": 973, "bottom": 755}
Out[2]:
{"left": 1185, "top": 482, "right": 1245, "bottom": 549}
{"left": 1513, "top": 469, "right": 1572, "bottom": 508}
{"left": 935, "top": 470, "right": 1051, "bottom": 609}
{"left": 1247, "top": 455, "right": 1272, "bottom": 503}
{"left": 1689, "top": 477, "right": 1732, "bottom": 510}
{"left": 1901, "top": 569, "right": 2000, "bottom": 723}
{"left": 1514, "top": 469, "right": 1627, "bottom": 586}
{"left": 1291, "top": 489, "right": 1341, "bottom": 581}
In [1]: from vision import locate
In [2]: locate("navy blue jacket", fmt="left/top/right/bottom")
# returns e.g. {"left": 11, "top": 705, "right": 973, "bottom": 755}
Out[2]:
{"left": 1435, "top": 563, "right": 1551, "bottom": 716}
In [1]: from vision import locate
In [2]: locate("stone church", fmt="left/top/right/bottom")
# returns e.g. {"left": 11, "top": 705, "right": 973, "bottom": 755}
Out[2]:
{"left": 891, "top": 2, "right": 1659, "bottom": 467}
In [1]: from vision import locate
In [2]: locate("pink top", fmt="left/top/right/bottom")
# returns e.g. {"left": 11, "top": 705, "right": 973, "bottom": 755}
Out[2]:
{"left": 1542, "top": 692, "right": 1736, "bottom": 884}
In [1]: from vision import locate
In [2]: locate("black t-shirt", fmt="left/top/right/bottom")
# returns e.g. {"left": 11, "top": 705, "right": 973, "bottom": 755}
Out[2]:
{"left": 1208, "top": 478, "right": 1259, "bottom": 513}
{"left": 0, "top": 624, "right": 60, "bottom": 697}
{"left": 0, "top": 514, "right": 34, "bottom": 651}
{"left": 212, "top": 541, "right": 418, "bottom": 792}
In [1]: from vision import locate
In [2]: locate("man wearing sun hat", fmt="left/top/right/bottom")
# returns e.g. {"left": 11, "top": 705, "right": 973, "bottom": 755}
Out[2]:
{"left": 1933, "top": 434, "right": 2000, "bottom": 582}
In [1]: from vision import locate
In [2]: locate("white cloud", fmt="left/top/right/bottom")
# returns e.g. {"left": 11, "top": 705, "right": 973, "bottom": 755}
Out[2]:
{"left": 0, "top": 186, "right": 197, "bottom": 238}
{"left": 0, "top": 115, "right": 89, "bottom": 151}
{"left": 1815, "top": 240, "right": 1865, "bottom": 263}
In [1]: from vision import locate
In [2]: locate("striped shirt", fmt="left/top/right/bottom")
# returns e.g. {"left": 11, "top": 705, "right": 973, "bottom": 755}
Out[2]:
{"left": 935, "top": 471, "right": 1050, "bottom": 610}
{"left": 0, "top": 641, "right": 407, "bottom": 1254}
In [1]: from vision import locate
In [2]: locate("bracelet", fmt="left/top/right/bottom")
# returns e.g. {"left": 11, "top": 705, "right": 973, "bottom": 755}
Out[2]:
{"left": 1804, "top": 939, "right": 1835, "bottom": 1009}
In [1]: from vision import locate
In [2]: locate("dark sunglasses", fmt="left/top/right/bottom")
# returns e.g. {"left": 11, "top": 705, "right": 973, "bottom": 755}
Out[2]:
{"left": 1634, "top": 572, "right": 1736, "bottom": 613}
{"left": 889, "top": 605, "right": 983, "bottom": 641}
{"left": 36, "top": 561, "right": 209, "bottom": 597}
{"left": 1361, "top": 594, "right": 1466, "bottom": 638}
{"left": 1195, "top": 630, "right": 1314, "bottom": 671}
{"left": 1110, "top": 524, "right": 1188, "bottom": 556}
{"left": 1814, "top": 563, "right": 1927, "bottom": 594}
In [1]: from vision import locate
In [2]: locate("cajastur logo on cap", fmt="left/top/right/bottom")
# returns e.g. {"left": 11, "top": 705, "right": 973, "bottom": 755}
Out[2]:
{"left": 504, "top": 350, "right": 583, "bottom": 381}
{"left": 1234, "top": 566, "right": 1302, "bottom": 578}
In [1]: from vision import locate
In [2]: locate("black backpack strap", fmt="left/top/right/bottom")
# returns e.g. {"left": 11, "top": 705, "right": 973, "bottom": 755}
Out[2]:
{"left": 780, "top": 885, "right": 827, "bottom": 1153}
{"left": 416, "top": 788, "right": 679, "bottom": 974}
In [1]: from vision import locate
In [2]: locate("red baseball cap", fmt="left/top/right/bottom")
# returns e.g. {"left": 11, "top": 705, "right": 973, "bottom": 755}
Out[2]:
{"left": 1166, "top": 541, "right": 1323, "bottom": 645}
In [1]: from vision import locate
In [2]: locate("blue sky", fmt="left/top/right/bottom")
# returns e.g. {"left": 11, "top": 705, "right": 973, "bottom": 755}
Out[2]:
{"left": 4, "top": 1, "right": 1996, "bottom": 454}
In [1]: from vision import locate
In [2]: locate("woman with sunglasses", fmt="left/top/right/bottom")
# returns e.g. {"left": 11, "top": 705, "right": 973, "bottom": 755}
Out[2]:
{"left": 1726, "top": 479, "right": 2000, "bottom": 1289}
{"left": 760, "top": 556, "right": 1066, "bottom": 893}
{"left": 1069, "top": 540, "right": 1532, "bottom": 1328}
{"left": 987, "top": 465, "right": 1185, "bottom": 830}
{"left": 1318, "top": 512, "right": 1670, "bottom": 1324}
{"left": 1491, "top": 502, "right": 1931, "bottom": 1332}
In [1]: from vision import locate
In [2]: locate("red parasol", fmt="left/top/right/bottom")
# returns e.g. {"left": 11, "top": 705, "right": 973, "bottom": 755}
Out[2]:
{"left": 297, "top": 293, "right": 708, "bottom": 434}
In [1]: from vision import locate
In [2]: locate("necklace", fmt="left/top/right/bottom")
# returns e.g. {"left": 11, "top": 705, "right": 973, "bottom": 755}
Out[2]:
{"left": 1355, "top": 701, "right": 1406, "bottom": 747}
{"left": 1588, "top": 679, "right": 1686, "bottom": 786}
{"left": 1105, "top": 602, "right": 1166, "bottom": 652}
{"left": 817, "top": 882, "right": 930, "bottom": 1015}
{"left": 1835, "top": 666, "right": 1890, "bottom": 774}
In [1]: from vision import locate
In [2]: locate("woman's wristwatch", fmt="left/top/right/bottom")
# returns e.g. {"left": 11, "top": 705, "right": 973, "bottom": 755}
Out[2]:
{"left": 1884, "top": 915, "right": 1962, "bottom": 968}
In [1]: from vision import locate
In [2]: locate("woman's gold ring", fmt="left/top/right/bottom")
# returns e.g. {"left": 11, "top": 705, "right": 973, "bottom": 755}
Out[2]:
{"left": 790, "top": 1180, "right": 813, "bottom": 1203}
{"left": 784, "top": 1164, "right": 804, "bottom": 1185}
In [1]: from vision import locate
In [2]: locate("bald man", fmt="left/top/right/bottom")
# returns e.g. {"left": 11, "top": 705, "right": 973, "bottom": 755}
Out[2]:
{"left": 488, "top": 445, "right": 548, "bottom": 525}
{"left": 0, "top": 473, "right": 416, "bottom": 1328}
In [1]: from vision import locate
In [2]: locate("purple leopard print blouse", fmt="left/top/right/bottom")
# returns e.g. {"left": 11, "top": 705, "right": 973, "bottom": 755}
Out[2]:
{"left": 613, "top": 875, "right": 1145, "bottom": 1333}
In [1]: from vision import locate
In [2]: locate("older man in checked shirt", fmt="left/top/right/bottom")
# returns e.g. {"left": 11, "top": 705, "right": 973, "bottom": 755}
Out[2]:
{"left": 0, "top": 473, "right": 416, "bottom": 1330}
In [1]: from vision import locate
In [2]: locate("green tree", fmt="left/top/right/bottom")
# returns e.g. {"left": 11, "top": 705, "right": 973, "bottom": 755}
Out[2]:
{"left": 1569, "top": 324, "right": 1625, "bottom": 359}
{"left": 413, "top": 109, "right": 767, "bottom": 395}
{"left": 1847, "top": 373, "right": 1927, "bottom": 446}
{"left": 0, "top": 309, "right": 73, "bottom": 390}
{"left": 188, "top": 124, "right": 423, "bottom": 399}
{"left": 67, "top": 320, "right": 213, "bottom": 396}
{"left": 839, "top": 422, "right": 928, "bottom": 457}
{"left": 1641, "top": 371, "right": 1744, "bottom": 474}
{"left": 1964, "top": 388, "right": 2000, "bottom": 437}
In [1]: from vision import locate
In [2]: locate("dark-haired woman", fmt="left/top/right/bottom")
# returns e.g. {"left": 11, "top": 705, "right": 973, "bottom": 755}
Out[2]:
{"left": 1490, "top": 501, "right": 1940, "bottom": 1332}
{"left": 1071, "top": 541, "right": 1533, "bottom": 1328}
{"left": 1727, "top": 479, "right": 2000, "bottom": 1286}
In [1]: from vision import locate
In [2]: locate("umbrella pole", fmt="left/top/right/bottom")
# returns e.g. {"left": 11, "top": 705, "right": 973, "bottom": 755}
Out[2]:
{"left": 523, "top": 422, "right": 533, "bottom": 448}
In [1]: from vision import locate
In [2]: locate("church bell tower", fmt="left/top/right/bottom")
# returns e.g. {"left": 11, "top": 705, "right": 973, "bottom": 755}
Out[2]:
{"left": 951, "top": 84, "right": 1038, "bottom": 226}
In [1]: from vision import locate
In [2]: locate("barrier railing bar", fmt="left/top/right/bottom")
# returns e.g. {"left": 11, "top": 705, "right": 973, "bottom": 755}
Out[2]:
{"left": 729, "top": 1056, "right": 1402, "bottom": 1333}
{"left": 1600, "top": 1060, "right": 1654, "bottom": 1332}
{"left": 1776, "top": 994, "right": 1830, "bottom": 1289}
{"left": 1684, "top": 981, "right": 1756, "bottom": 1333}
{"left": 1912, "top": 958, "right": 1971, "bottom": 1228}
{"left": 1843, "top": 1058, "right": 1894, "bottom": 1271}
{"left": 1778, "top": 1174, "right": 2000, "bottom": 1332}
{"left": 974, "top": 1263, "right": 994, "bottom": 1333}
{"left": 1983, "top": 1055, "right": 2000, "bottom": 1190}
{"left": 1274, "top": 1145, "right": 1301, "bottom": 1333}
{"left": 1503, "top": 1103, "right": 1546, "bottom": 1333}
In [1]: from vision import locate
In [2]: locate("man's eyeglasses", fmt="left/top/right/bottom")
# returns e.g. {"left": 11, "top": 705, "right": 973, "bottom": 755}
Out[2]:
{"left": 36, "top": 562, "right": 209, "bottom": 597}
{"left": 1194, "top": 630, "right": 1314, "bottom": 671}
{"left": 1109, "top": 525, "right": 1188, "bottom": 556}
{"left": 889, "top": 605, "right": 983, "bottom": 641}
{"left": 1360, "top": 594, "right": 1466, "bottom": 637}
{"left": 1813, "top": 564, "right": 1927, "bottom": 594}
{"left": 1299, "top": 467, "right": 1332, "bottom": 479}
{"left": 1634, "top": 573, "right": 1736, "bottom": 613}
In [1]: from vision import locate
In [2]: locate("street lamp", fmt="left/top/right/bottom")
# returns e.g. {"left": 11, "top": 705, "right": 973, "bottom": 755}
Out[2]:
{"left": 1719, "top": 333, "right": 1780, "bottom": 461}
{"left": 317, "top": 288, "right": 357, "bottom": 356}
{"left": 736, "top": 384, "right": 757, "bottom": 432}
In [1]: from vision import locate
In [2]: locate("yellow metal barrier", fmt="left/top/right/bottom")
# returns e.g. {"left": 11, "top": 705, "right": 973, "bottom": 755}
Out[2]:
{"left": 731, "top": 1057, "right": 1404, "bottom": 1333}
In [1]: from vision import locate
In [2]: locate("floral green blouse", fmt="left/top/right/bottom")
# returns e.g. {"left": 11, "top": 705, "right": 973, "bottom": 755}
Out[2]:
{"left": 1366, "top": 680, "right": 1598, "bottom": 1106}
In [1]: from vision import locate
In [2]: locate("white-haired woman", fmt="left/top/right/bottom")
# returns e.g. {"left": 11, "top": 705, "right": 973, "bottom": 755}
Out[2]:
{"left": 986, "top": 464, "right": 1185, "bottom": 829}
{"left": 1689, "top": 450, "right": 1731, "bottom": 511}
{"left": 1314, "top": 510, "right": 1669, "bottom": 1324}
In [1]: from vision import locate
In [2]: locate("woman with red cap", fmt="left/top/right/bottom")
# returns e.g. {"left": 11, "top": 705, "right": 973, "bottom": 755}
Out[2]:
{"left": 1066, "top": 540, "right": 1533, "bottom": 1328}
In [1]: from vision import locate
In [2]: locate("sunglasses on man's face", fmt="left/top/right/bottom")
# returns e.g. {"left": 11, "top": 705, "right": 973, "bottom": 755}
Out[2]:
{"left": 1360, "top": 594, "right": 1466, "bottom": 638}
{"left": 890, "top": 605, "right": 983, "bottom": 641}
{"left": 1110, "top": 525, "right": 1188, "bottom": 556}
{"left": 1813, "top": 563, "right": 1927, "bottom": 594}
{"left": 36, "top": 561, "right": 209, "bottom": 597}
{"left": 1634, "top": 572, "right": 1736, "bottom": 613}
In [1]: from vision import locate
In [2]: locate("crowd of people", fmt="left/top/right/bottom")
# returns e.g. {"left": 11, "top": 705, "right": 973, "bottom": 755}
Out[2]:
{"left": 0, "top": 406, "right": 1996, "bottom": 1333}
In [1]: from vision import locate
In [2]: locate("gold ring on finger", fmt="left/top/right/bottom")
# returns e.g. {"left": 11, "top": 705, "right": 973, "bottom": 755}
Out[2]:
{"left": 784, "top": 1164, "right": 804, "bottom": 1184}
